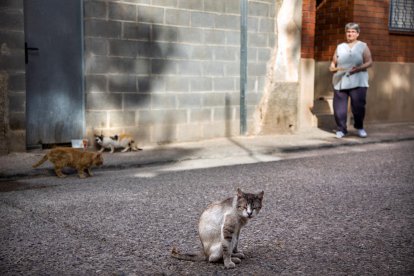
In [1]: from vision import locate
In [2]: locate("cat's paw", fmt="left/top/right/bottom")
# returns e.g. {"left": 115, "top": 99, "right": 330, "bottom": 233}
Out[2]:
{"left": 232, "top": 252, "right": 245, "bottom": 259}
{"left": 231, "top": 257, "right": 241, "bottom": 264}
{"left": 224, "top": 261, "right": 236, "bottom": 269}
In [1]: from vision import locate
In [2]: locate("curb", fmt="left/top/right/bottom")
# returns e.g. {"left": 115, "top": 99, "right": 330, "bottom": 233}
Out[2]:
{"left": 1, "top": 133, "right": 414, "bottom": 181}
{"left": 265, "top": 135, "right": 414, "bottom": 154}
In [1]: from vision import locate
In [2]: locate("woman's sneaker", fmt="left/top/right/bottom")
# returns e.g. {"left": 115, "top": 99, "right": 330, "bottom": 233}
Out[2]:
{"left": 357, "top": 129, "right": 367, "bottom": 138}
{"left": 336, "top": 131, "right": 346, "bottom": 138}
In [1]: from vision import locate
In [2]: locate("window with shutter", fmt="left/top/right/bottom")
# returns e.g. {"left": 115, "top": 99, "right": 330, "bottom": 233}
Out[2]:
{"left": 389, "top": 0, "right": 414, "bottom": 34}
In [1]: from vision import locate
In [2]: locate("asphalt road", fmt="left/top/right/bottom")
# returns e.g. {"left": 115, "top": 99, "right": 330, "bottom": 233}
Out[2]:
{"left": 1, "top": 141, "right": 413, "bottom": 275}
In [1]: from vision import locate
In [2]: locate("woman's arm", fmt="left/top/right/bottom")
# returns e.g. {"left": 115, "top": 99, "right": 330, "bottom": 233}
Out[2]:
{"left": 329, "top": 52, "right": 338, "bottom": 72}
{"left": 361, "top": 46, "right": 373, "bottom": 69}
{"left": 350, "top": 45, "right": 373, "bottom": 74}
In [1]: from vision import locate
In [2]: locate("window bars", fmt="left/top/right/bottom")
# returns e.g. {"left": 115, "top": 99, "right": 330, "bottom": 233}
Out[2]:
{"left": 389, "top": 0, "right": 414, "bottom": 34}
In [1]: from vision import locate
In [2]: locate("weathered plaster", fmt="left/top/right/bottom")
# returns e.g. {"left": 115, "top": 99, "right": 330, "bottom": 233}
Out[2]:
{"left": 254, "top": 0, "right": 302, "bottom": 134}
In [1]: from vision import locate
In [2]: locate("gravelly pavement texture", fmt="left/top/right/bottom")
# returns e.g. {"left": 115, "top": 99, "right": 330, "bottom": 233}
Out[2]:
{"left": 0, "top": 141, "right": 413, "bottom": 275}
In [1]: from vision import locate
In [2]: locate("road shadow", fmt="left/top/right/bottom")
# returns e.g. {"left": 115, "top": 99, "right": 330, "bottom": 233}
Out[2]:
{"left": 224, "top": 94, "right": 262, "bottom": 162}
{"left": 0, "top": 180, "right": 57, "bottom": 193}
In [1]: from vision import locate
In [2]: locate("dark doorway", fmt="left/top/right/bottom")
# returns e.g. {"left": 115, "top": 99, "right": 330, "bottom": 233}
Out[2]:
{"left": 24, "top": 0, "right": 84, "bottom": 149}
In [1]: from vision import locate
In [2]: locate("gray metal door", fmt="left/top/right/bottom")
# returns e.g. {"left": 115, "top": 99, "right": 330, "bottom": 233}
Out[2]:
{"left": 24, "top": 0, "right": 84, "bottom": 148}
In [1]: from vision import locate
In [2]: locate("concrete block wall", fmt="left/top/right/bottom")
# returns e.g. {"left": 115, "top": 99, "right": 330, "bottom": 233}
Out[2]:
{"left": 0, "top": 0, "right": 26, "bottom": 154}
{"left": 84, "top": 0, "right": 275, "bottom": 145}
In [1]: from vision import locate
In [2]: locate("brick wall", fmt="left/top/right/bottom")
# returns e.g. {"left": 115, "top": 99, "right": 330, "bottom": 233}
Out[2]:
{"left": 301, "top": 0, "right": 316, "bottom": 59}
{"left": 0, "top": 0, "right": 26, "bottom": 154}
{"left": 315, "top": 0, "right": 354, "bottom": 61}
{"left": 315, "top": 0, "right": 414, "bottom": 62}
{"left": 313, "top": 0, "right": 414, "bottom": 126}
{"left": 84, "top": 0, "right": 275, "bottom": 144}
{"left": 353, "top": 0, "right": 414, "bottom": 62}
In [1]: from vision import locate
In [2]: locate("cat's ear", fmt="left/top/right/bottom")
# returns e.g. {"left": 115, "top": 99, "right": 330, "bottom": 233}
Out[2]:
{"left": 257, "top": 191, "right": 264, "bottom": 199}
{"left": 237, "top": 188, "right": 244, "bottom": 198}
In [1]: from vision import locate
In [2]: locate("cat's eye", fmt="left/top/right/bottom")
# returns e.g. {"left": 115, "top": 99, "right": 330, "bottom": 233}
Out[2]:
{"left": 237, "top": 205, "right": 246, "bottom": 209}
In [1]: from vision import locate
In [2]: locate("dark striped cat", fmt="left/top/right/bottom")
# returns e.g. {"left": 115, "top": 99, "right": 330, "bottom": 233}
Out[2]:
{"left": 171, "top": 188, "right": 264, "bottom": 269}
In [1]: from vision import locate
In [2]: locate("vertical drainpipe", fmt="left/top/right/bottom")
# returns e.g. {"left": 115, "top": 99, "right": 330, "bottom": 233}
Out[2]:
{"left": 80, "top": 0, "right": 86, "bottom": 138}
{"left": 240, "top": 0, "right": 248, "bottom": 135}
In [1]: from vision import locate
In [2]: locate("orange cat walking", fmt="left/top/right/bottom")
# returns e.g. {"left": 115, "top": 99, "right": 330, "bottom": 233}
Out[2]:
{"left": 32, "top": 147, "right": 103, "bottom": 178}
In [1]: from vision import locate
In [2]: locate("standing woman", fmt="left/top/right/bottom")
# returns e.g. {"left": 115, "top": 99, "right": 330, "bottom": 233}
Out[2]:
{"left": 330, "top": 23, "right": 373, "bottom": 138}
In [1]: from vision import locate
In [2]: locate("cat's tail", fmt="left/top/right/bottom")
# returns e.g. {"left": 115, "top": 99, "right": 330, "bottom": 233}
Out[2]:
{"left": 171, "top": 247, "right": 206, "bottom": 262}
{"left": 32, "top": 155, "right": 48, "bottom": 168}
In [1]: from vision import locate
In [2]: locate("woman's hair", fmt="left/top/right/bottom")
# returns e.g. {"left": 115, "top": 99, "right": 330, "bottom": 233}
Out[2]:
{"left": 345, "top": 23, "right": 360, "bottom": 33}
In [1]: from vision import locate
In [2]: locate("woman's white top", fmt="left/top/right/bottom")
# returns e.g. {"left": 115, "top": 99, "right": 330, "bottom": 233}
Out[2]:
{"left": 332, "top": 41, "right": 369, "bottom": 90}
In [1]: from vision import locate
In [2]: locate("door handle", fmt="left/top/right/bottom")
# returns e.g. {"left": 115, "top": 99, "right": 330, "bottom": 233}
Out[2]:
{"left": 25, "top": 42, "right": 39, "bottom": 64}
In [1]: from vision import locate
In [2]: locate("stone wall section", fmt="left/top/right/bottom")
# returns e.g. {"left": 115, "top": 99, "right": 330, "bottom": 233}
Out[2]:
{"left": 0, "top": 0, "right": 26, "bottom": 154}
{"left": 84, "top": 0, "right": 276, "bottom": 145}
